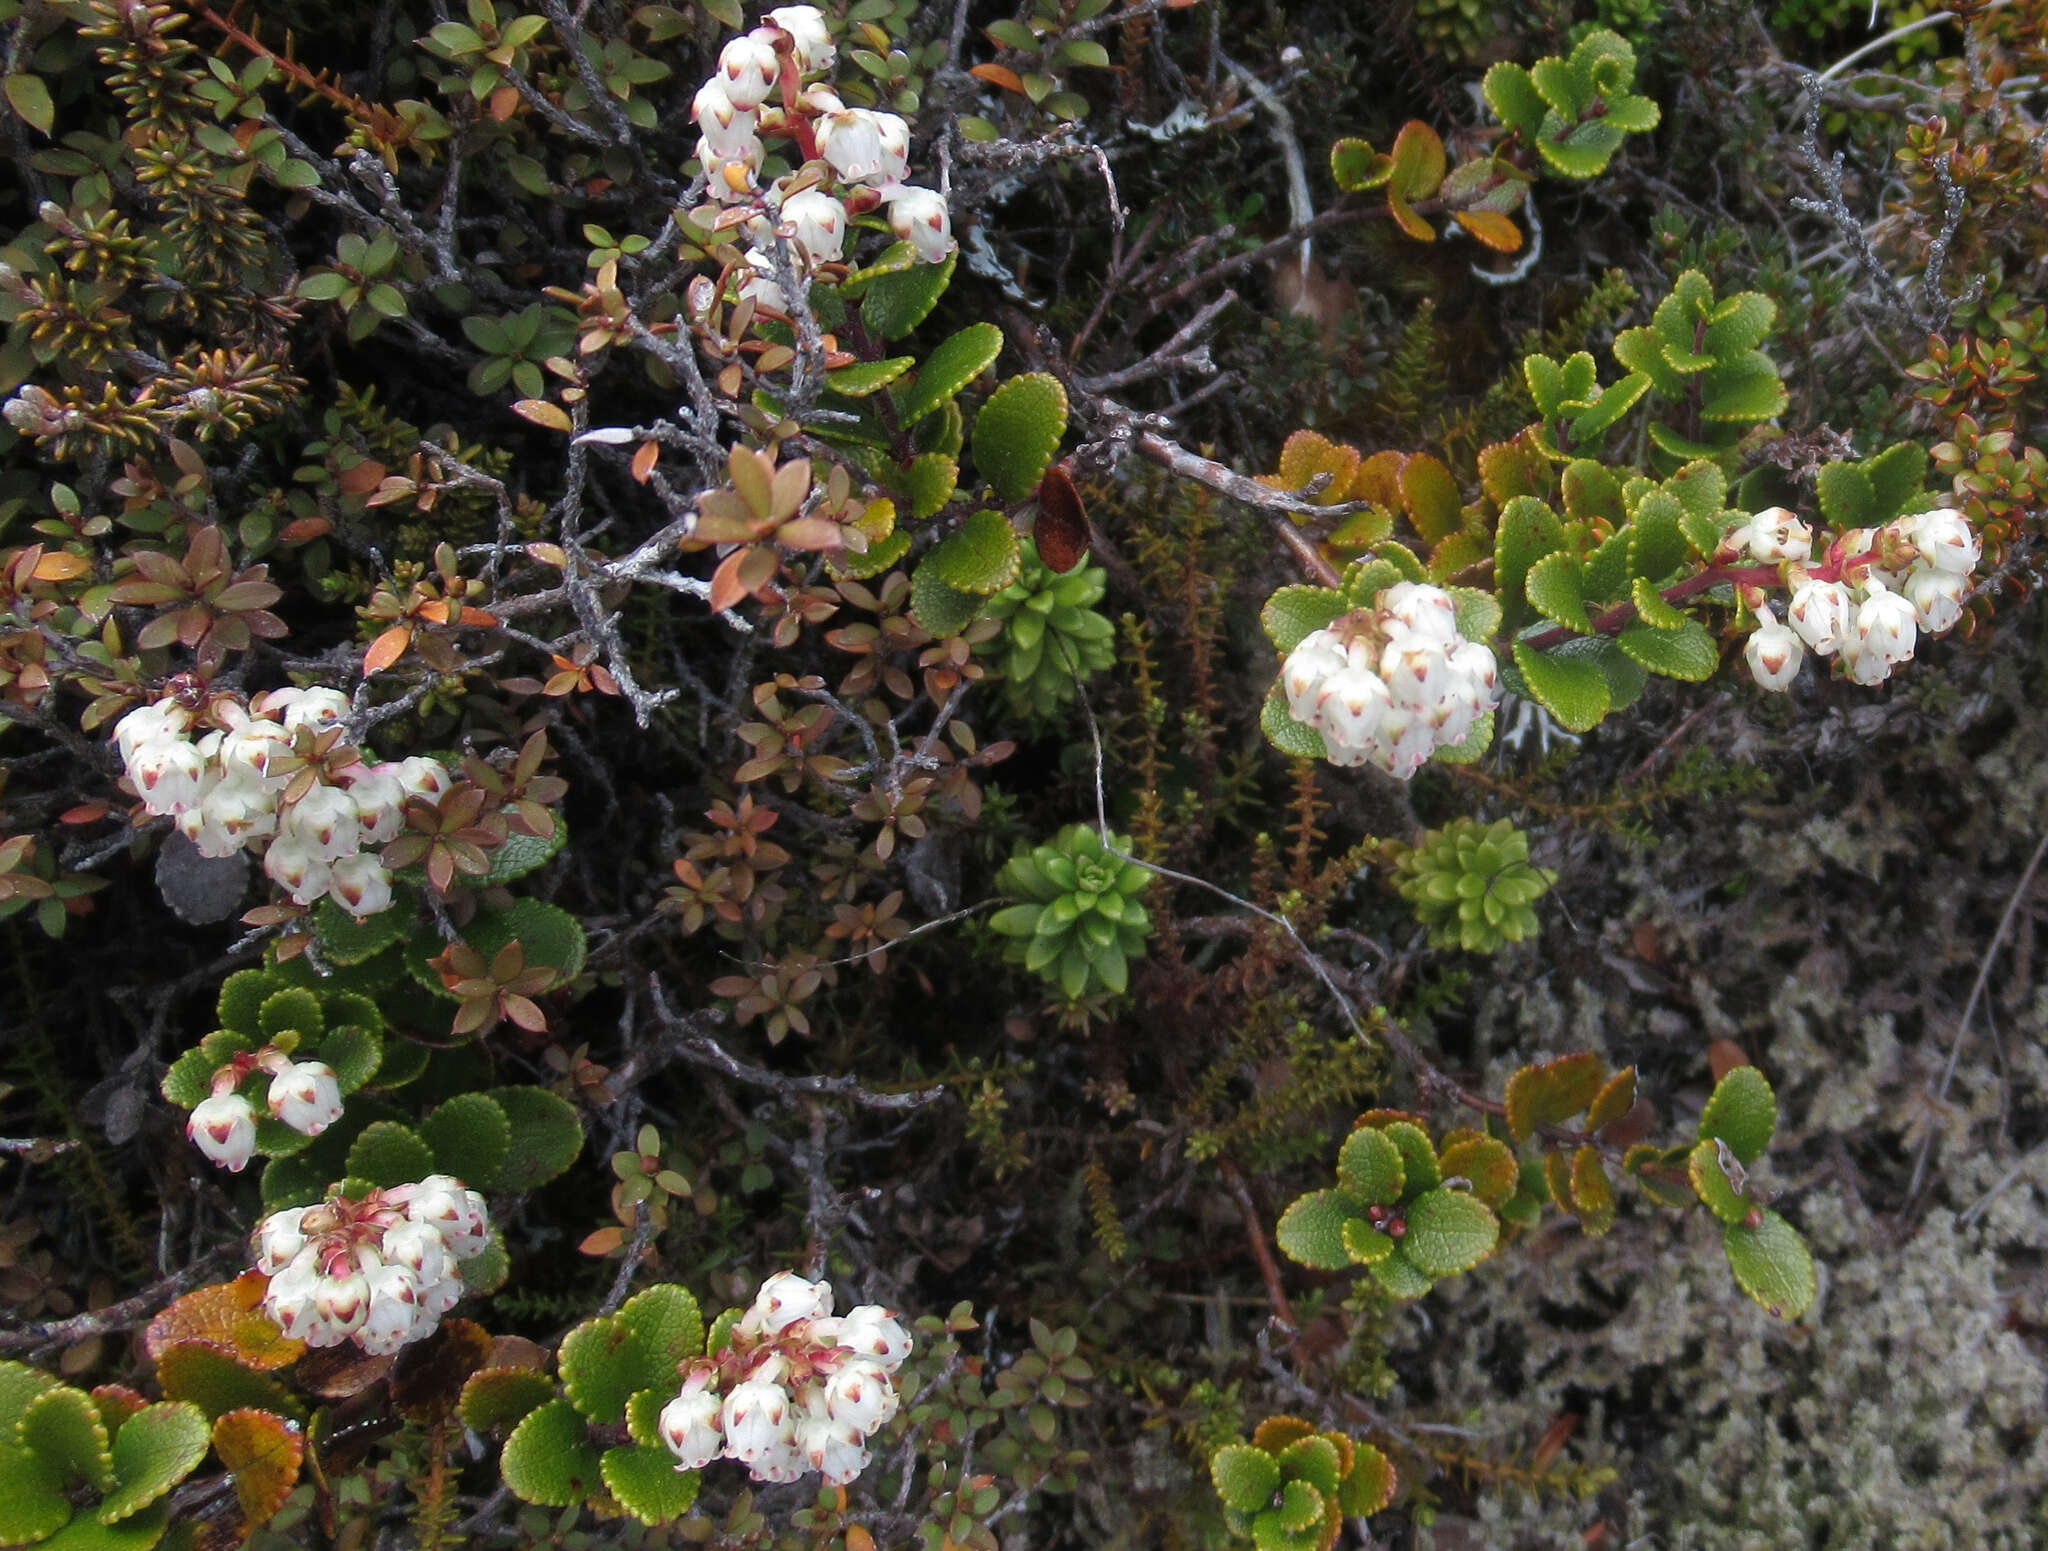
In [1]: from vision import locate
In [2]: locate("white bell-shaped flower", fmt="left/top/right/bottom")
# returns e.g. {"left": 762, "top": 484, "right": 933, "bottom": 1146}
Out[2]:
{"left": 268, "top": 1060, "right": 344, "bottom": 1136}
{"left": 1743, "top": 604, "right": 1804, "bottom": 692}
{"left": 1904, "top": 565, "right": 1967, "bottom": 635}
{"left": 1909, "top": 507, "right": 1979, "bottom": 575}
{"left": 779, "top": 188, "right": 848, "bottom": 266}
{"left": 821, "top": 1357, "right": 898, "bottom": 1433}
{"left": 835, "top": 1304, "right": 913, "bottom": 1373}
{"left": 885, "top": 185, "right": 955, "bottom": 263}
{"left": 766, "top": 6, "right": 834, "bottom": 73}
{"left": 327, "top": 854, "right": 394, "bottom": 920}
{"left": 187, "top": 1091, "right": 258, "bottom": 1172}
{"left": 659, "top": 1387, "right": 725, "bottom": 1470}
{"left": 254, "top": 1207, "right": 309, "bottom": 1275}
{"left": 1855, "top": 580, "right": 1918, "bottom": 665}
{"left": 715, "top": 33, "right": 780, "bottom": 109}
{"left": 1786, "top": 578, "right": 1854, "bottom": 654}
{"left": 1745, "top": 507, "right": 1812, "bottom": 563}
{"left": 357, "top": 1264, "right": 426, "bottom": 1356}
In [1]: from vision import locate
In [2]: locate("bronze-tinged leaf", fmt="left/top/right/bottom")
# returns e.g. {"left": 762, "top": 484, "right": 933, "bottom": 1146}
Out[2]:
{"left": 1542, "top": 1150, "right": 1573, "bottom": 1212}
{"left": 968, "top": 63, "right": 1025, "bottom": 92}
{"left": 631, "top": 442, "right": 659, "bottom": 483}
{"left": 1503, "top": 1051, "right": 1607, "bottom": 1143}
{"left": 1530, "top": 1411, "right": 1579, "bottom": 1474}
{"left": 363, "top": 625, "right": 412, "bottom": 674}
{"left": 1585, "top": 1066, "right": 1637, "bottom": 1133}
{"left": 389, "top": 1319, "right": 492, "bottom": 1425}
{"left": 1250, "top": 1414, "right": 1317, "bottom": 1454}
{"left": 293, "top": 1345, "right": 393, "bottom": 1399}
{"left": 335, "top": 460, "right": 388, "bottom": 496}
{"left": 488, "top": 1335, "right": 553, "bottom": 1373}
{"left": 32, "top": 551, "right": 91, "bottom": 582}
{"left": 1455, "top": 209, "right": 1523, "bottom": 252}
{"left": 1033, "top": 464, "right": 1089, "bottom": 573}
{"left": 213, "top": 1408, "right": 305, "bottom": 1529}
{"left": 144, "top": 1275, "right": 305, "bottom": 1371}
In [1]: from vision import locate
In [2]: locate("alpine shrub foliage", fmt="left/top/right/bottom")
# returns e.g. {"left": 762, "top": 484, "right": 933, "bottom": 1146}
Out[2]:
{"left": 2, "top": 0, "right": 2046, "bottom": 1546}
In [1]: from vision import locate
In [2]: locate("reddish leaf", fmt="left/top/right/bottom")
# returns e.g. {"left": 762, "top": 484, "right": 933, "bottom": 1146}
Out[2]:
{"left": 60, "top": 803, "right": 110, "bottom": 824}
{"left": 335, "top": 460, "right": 388, "bottom": 496}
{"left": 363, "top": 625, "right": 412, "bottom": 674}
{"left": 969, "top": 63, "right": 1025, "bottom": 93}
{"left": 1033, "top": 464, "right": 1089, "bottom": 573}
{"left": 389, "top": 1319, "right": 492, "bottom": 1425}
{"left": 631, "top": 442, "right": 659, "bottom": 483}
{"left": 1455, "top": 209, "right": 1522, "bottom": 252}
{"left": 213, "top": 1407, "right": 305, "bottom": 1529}
{"left": 145, "top": 1274, "right": 305, "bottom": 1370}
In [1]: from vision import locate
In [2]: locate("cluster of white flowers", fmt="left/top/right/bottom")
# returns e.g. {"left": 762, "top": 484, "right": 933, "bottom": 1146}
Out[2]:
{"left": 187, "top": 1045, "right": 345, "bottom": 1172}
{"left": 657, "top": 1271, "right": 911, "bottom": 1487}
{"left": 257, "top": 1178, "right": 491, "bottom": 1355}
{"left": 1734, "top": 506, "right": 1981, "bottom": 692}
{"left": 1279, "top": 582, "right": 1500, "bottom": 778}
{"left": 116, "top": 688, "right": 450, "bottom": 918}
{"left": 692, "top": 5, "right": 955, "bottom": 314}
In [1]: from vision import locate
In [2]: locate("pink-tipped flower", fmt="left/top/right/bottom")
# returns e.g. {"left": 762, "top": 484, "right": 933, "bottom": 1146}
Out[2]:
{"left": 392, "top": 756, "right": 454, "bottom": 802}
{"left": 263, "top": 1249, "right": 326, "bottom": 1343}
{"left": 327, "top": 854, "right": 395, "bottom": 920}
{"left": 779, "top": 188, "right": 848, "bottom": 266}
{"left": 1855, "top": 581, "right": 1918, "bottom": 666}
{"left": 659, "top": 1387, "right": 726, "bottom": 1470}
{"left": 404, "top": 1175, "right": 491, "bottom": 1258}
{"left": 1379, "top": 581, "right": 1459, "bottom": 648}
{"left": 748, "top": 1269, "right": 834, "bottom": 1334}
{"left": 820, "top": 1357, "right": 898, "bottom": 1433}
{"left": 818, "top": 108, "right": 888, "bottom": 184}
{"left": 1743, "top": 604, "right": 1804, "bottom": 692}
{"left": 254, "top": 1207, "right": 309, "bottom": 1276}
{"left": 311, "top": 1261, "right": 371, "bottom": 1345}
{"left": 721, "top": 1374, "right": 795, "bottom": 1466}
{"left": 1280, "top": 629, "right": 1348, "bottom": 722}
{"left": 885, "top": 185, "right": 954, "bottom": 263}
{"left": 357, "top": 1263, "right": 427, "bottom": 1355}
{"left": 1904, "top": 565, "right": 1968, "bottom": 635}
{"left": 114, "top": 699, "right": 193, "bottom": 765}
{"left": 380, "top": 1218, "right": 451, "bottom": 1285}
{"left": 714, "top": 34, "right": 780, "bottom": 110}
{"left": 835, "top": 1304, "right": 912, "bottom": 1373}
{"left": 282, "top": 782, "right": 362, "bottom": 862}
{"left": 268, "top": 1060, "right": 344, "bottom": 1136}
{"left": 130, "top": 737, "right": 207, "bottom": 817}
{"left": 266, "top": 686, "right": 352, "bottom": 734}
{"left": 188, "top": 1091, "right": 259, "bottom": 1172}
{"left": 766, "top": 6, "right": 834, "bottom": 73}
{"left": 1909, "top": 507, "right": 1980, "bottom": 575}
{"left": 1746, "top": 507, "right": 1812, "bottom": 563}
{"left": 1787, "top": 578, "right": 1854, "bottom": 654}
{"left": 795, "top": 1403, "right": 870, "bottom": 1486}
{"left": 262, "top": 835, "right": 332, "bottom": 906}
{"left": 1312, "top": 667, "right": 1391, "bottom": 752}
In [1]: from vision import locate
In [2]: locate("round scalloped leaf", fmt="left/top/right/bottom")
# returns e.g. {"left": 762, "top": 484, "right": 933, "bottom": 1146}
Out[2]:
{"left": 20, "top": 1387, "right": 114, "bottom": 1492}
{"left": 1274, "top": 1434, "right": 1341, "bottom": 1497}
{"left": 857, "top": 250, "right": 956, "bottom": 341}
{"left": 155, "top": 1344, "right": 301, "bottom": 1424}
{"left": 1260, "top": 585, "right": 1347, "bottom": 654}
{"left": 456, "top": 1230, "right": 508, "bottom": 1294}
{"left": 827, "top": 356, "right": 915, "bottom": 397}
{"left": 1339, "top": 1216, "right": 1396, "bottom": 1265}
{"left": 317, "top": 991, "right": 382, "bottom": 1036}
{"left": 1275, "top": 1188, "right": 1365, "bottom": 1271}
{"left": 0, "top": 1437, "right": 73, "bottom": 1545}
{"left": 902, "top": 452, "right": 959, "bottom": 520}
{"left": 1340, "top": 1441, "right": 1397, "bottom": 1517}
{"left": 251, "top": 1114, "right": 316, "bottom": 1161}
{"left": 314, "top": 1026, "right": 382, "bottom": 1095}
{"left": 558, "top": 1317, "right": 649, "bottom": 1424}
{"left": 896, "top": 321, "right": 1003, "bottom": 426}
{"left": 1618, "top": 619, "right": 1720, "bottom": 681}
{"left": 1511, "top": 640, "right": 1610, "bottom": 734}
{"left": 832, "top": 527, "right": 913, "bottom": 580}
{"left": 500, "top": 1399, "right": 603, "bottom": 1508}
{"left": 0, "top": 1361, "right": 60, "bottom": 1429}
{"left": 1436, "top": 1136, "right": 1518, "bottom": 1207}
{"left": 910, "top": 562, "right": 984, "bottom": 638}
{"left": 458, "top": 1368, "right": 556, "bottom": 1435}
{"left": 161, "top": 1047, "right": 226, "bottom": 1111}
{"left": 601, "top": 1443, "right": 700, "bottom": 1526}
{"left": 931, "top": 510, "right": 1022, "bottom": 595}
{"left": 1274, "top": 1477, "right": 1325, "bottom": 1534}
{"left": 1687, "top": 1137, "right": 1750, "bottom": 1224}
{"left": 210, "top": 1408, "right": 303, "bottom": 1529}
{"left": 42, "top": 1502, "right": 168, "bottom": 1551}
{"left": 1209, "top": 1442, "right": 1280, "bottom": 1514}
{"left": 972, "top": 373, "right": 1068, "bottom": 505}
{"left": 98, "top": 1403, "right": 208, "bottom": 1525}
{"left": 1699, "top": 1064, "right": 1776, "bottom": 1166}
{"left": 1251, "top": 1515, "right": 1322, "bottom": 1551}
{"left": 1367, "top": 1245, "right": 1435, "bottom": 1300}
{"left": 704, "top": 1307, "right": 744, "bottom": 1356}
{"left": 345, "top": 1121, "right": 437, "bottom": 1188}
{"left": 1260, "top": 685, "right": 1326, "bottom": 760}
{"left": 216, "top": 969, "right": 278, "bottom": 1038}
{"left": 1250, "top": 1416, "right": 1316, "bottom": 1455}
{"left": 143, "top": 1276, "right": 303, "bottom": 1372}
{"left": 625, "top": 1388, "right": 667, "bottom": 1449}
{"left": 1400, "top": 1188, "right": 1499, "bottom": 1279}
{"left": 256, "top": 989, "right": 323, "bottom": 1042}
{"left": 312, "top": 892, "right": 414, "bottom": 966}
{"left": 480, "top": 822, "right": 568, "bottom": 886}
{"left": 482, "top": 1086, "right": 583, "bottom": 1192}
{"left": 1723, "top": 1210, "right": 1816, "bottom": 1320}
{"left": 1378, "top": 1121, "right": 1440, "bottom": 1199}
{"left": 259, "top": 1156, "right": 326, "bottom": 1212}
{"left": 1570, "top": 1147, "right": 1616, "bottom": 1236}
{"left": 419, "top": 1094, "right": 512, "bottom": 1190}
{"left": 1336, "top": 1126, "right": 1404, "bottom": 1205}
{"left": 616, "top": 1284, "right": 704, "bottom": 1370}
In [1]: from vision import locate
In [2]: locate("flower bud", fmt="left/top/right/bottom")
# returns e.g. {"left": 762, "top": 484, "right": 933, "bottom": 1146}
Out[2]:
{"left": 392, "top": 756, "right": 454, "bottom": 802}
{"left": 766, "top": 6, "right": 834, "bottom": 74}
{"left": 1904, "top": 565, "right": 1967, "bottom": 635}
{"left": 1378, "top": 581, "right": 1459, "bottom": 648}
{"left": 188, "top": 1091, "right": 259, "bottom": 1171}
{"left": 694, "top": 79, "right": 760, "bottom": 158}
{"left": 1743, "top": 604, "right": 1804, "bottom": 692}
{"left": 659, "top": 1388, "right": 725, "bottom": 1470}
{"left": 268, "top": 1060, "right": 344, "bottom": 1136}
{"left": 748, "top": 1269, "right": 834, "bottom": 1334}
{"left": 1280, "top": 629, "right": 1347, "bottom": 722}
{"left": 404, "top": 1175, "right": 491, "bottom": 1258}
{"left": 1786, "top": 579, "right": 1854, "bottom": 654}
{"left": 1746, "top": 507, "right": 1812, "bottom": 563}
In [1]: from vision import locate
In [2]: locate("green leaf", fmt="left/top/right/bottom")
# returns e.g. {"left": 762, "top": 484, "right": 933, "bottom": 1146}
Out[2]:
{"left": 1482, "top": 61, "right": 1547, "bottom": 138}
{"left": 1627, "top": 489, "right": 1688, "bottom": 582}
{"left": 501, "top": 1399, "right": 603, "bottom": 1508}
{"left": 910, "top": 562, "right": 984, "bottom": 637}
{"left": 827, "top": 357, "right": 915, "bottom": 397}
{"left": 931, "top": 510, "right": 1023, "bottom": 595}
{"left": 99, "top": 1404, "right": 208, "bottom": 1525}
{"left": 972, "top": 373, "right": 1069, "bottom": 504}
{"left": 419, "top": 1094, "right": 513, "bottom": 1189}
{"left": 256, "top": 988, "right": 323, "bottom": 1042}
{"left": 459, "top": 1368, "right": 556, "bottom": 1434}
{"left": 1335, "top": 1126, "right": 1404, "bottom": 1204}
{"left": 19, "top": 1388, "right": 114, "bottom": 1492}
{"left": 855, "top": 251, "right": 955, "bottom": 340}
{"left": 1260, "top": 686, "right": 1326, "bottom": 760}
{"left": 616, "top": 1284, "right": 704, "bottom": 1370}
{"left": 1275, "top": 1434, "right": 1342, "bottom": 1496}
{"left": 1861, "top": 441, "right": 1928, "bottom": 521}
{"left": 1398, "top": 452, "right": 1460, "bottom": 545}
{"left": 1618, "top": 618, "right": 1719, "bottom": 680}
{"left": 1379, "top": 1121, "right": 1440, "bottom": 1197}
{"left": 161, "top": 1047, "right": 225, "bottom": 1110}
{"left": 1525, "top": 551, "right": 1591, "bottom": 632}
{"left": 1431, "top": 709, "right": 1495, "bottom": 765}
{"left": 1400, "top": 1188, "right": 1499, "bottom": 1278}
{"left": 1561, "top": 460, "right": 1625, "bottom": 526}
{"left": 896, "top": 322, "right": 1003, "bottom": 426}
{"left": 1339, "top": 1215, "right": 1396, "bottom": 1264}
{"left": 1329, "top": 136, "right": 1392, "bottom": 192}
{"left": 1687, "top": 1137, "right": 1751, "bottom": 1224}
{"left": 1275, "top": 1188, "right": 1364, "bottom": 1270}
{"left": 345, "top": 1121, "right": 437, "bottom": 1188}
{"left": 902, "top": 453, "right": 958, "bottom": 519}
{"left": 155, "top": 1343, "right": 302, "bottom": 1425}
{"left": 1703, "top": 291, "right": 1776, "bottom": 357}
{"left": 1495, "top": 496, "right": 1564, "bottom": 624}
{"left": 42, "top": 1502, "right": 168, "bottom": 1551}
{"left": 1569, "top": 372, "right": 1649, "bottom": 440}
{"left": 1210, "top": 1444, "right": 1281, "bottom": 1514}
{"left": 1259, "top": 586, "right": 1347, "bottom": 653}
{"left": 0, "top": 1437, "right": 73, "bottom": 1544}
{"left": 601, "top": 1444, "right": 700, "bottom": 1525}
{"left": 1816, "top": 461, "right": 1876, "bottom": 530}
{"left": 1723, "top": 1210, "right": 1816, "bottom": 1320}
{"left": 5, "top": 74, "right": 55, "bottom": 135}
{"left": 1701, "top": 357, "right": 1788, "bottom": 424}
{"left": 484, "top": 1086, "right": 584, "bottom": 1192}
{"left": 314, "top": 1025, "right": 382, "bottom": 1094}
{"left": 313, "top": 892, "right": 414, "bottom": 965}
{"left": 1367, "top": 1247, "right": 1435, "bottom": 1300}
{"left": 833, "top": 528, "right": 912, "bottom": 580}
{"left": 1511, "top": 639, "right": 1610, "bottom": 733}
{"left": 480, "top": 822, "right": 568, "bottom": 886}
{"left": 1445, "top": 585, "right": 1502, "bottom": 643}
{"left": 1699, "top": 1065, "right": 1777, "bottom": 1165}
{"left": 1274, "top": 1478, "right": 1324, "bottom": 1533}
{"left": 0, "top": 1363, "right": 60, "bottom": 1431}
{"left": 258, "top": 1156, "right": 327, "bottom": 1212}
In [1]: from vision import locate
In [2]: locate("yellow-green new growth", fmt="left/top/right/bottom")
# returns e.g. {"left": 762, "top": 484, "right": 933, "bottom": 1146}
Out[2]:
{"left": 1392, "top": 817, "right": 1554, "bottom": 952}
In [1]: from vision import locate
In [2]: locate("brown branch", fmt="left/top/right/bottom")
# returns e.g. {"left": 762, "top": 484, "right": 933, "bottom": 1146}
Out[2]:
{"left": 1221, "top": 1158, "right": 1296, "bottom": 1332}
{"left": 0, "top": 1246, "right": 243, "bottom": 1357}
